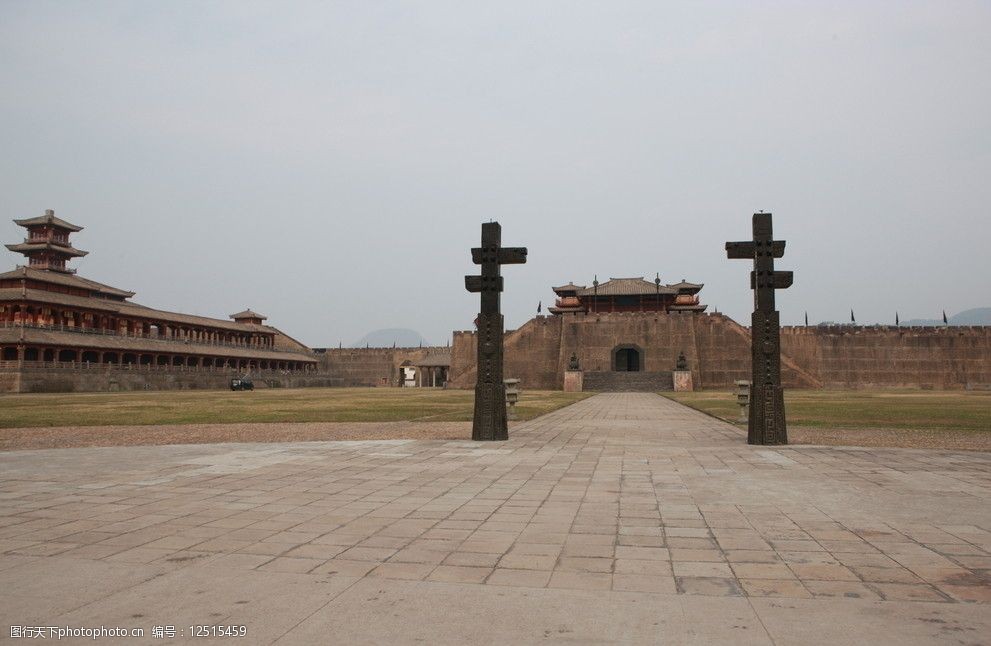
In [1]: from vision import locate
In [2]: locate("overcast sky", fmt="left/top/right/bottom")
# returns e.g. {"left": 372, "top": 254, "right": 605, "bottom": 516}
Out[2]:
{"left": 1, "top": 1, "right": 988, "bottom": 346}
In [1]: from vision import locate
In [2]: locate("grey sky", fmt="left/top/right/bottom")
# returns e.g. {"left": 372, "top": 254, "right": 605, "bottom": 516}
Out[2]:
{"left": 2, "top": 1, "right": 989, "bottom": 346}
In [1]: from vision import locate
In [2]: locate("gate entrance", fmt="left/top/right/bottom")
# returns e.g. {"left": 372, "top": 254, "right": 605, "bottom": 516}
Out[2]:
{"left": 612, "top": 345, "right": 642, "bottom": 372}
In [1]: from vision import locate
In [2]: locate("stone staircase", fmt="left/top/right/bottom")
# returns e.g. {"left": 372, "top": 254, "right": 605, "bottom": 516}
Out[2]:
{"left": 582, "top": 371, "right": 675, "bottom": 392}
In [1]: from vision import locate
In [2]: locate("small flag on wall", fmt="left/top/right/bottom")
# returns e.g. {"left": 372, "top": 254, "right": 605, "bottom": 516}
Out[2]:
{"left": 851, "top": 309, "right": 856, "bottom": 323}
{"left": 943, "top": 310, "right": 948, "bottom": 324}
{"left": 896, "top": 312, "right": 900, "bottom": 326}
{"left": 804, "top": 311, "right": 808, "bottom": 326}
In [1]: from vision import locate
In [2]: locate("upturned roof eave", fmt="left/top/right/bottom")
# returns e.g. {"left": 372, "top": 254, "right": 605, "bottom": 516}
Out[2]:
{"left": 230, "top": 309, "right": 268, "bottom": 320}
{"left": 6, "top": 242, "right": 89, "bottom": 257}
{"left": 13, "top": 215, "right": 84, "bottom": 232}
{"left": 0, "top": 266, "right": 135, "bottom": 297}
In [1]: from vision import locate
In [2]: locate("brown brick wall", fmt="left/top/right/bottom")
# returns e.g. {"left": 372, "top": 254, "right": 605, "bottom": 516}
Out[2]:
{"left": 314, "top": 347, "right": 448, "bottom": 387}
{"left": 448, "top": 313, "right": 991, "bottom": 390}
{"left": 780, "top": 325, "right": 991, "bottom": 389}
{"left": 0, "top": 367, "right": 342, "bottom": 393}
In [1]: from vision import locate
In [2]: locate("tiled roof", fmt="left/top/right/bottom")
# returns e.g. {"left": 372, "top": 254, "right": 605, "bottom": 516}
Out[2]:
{"left": 416, "top": 351, "right": 452, "bottom": 367}
{"left": 0, "top": 288, "right": 278, "bottom": 333}
{"left": 117, "top": 303, "right": 273, "bottom": 332}
{"left": 0, "top": 266, "right": 135, "bottom": 298}
{"left": 0, "top": 288, "right": 120, "bottom": 312}
{"left": 577, "top": 277, "right": 676, "bottom": 296}
{"left": 552, "top": 283, "right": 586, "bottom": 293}
{"left": 13, "top": 210, "right": 83, "bottom": 232}
{"left": 6, "top": 242, "right": 88, "bottom": 257}
{"left": 230, "top": 309, "right": 267, "bottom": 320}
{"left": 668, "top": 280, "right": 704, "bottom": 292}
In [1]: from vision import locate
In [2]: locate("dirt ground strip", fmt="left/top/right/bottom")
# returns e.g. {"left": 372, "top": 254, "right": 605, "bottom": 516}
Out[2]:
{"left": 789, "top": 426, "right": 991, "bottom": 452}
{"left": 3, "top": 420, "right": 989, "bottom": 452}
{"left": 0, "top": 421, "right": 474, "bottom": 451}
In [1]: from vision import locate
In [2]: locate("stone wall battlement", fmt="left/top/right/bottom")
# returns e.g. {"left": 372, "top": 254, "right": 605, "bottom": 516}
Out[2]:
{"left": 314, "top": 345, "right": 451, "bottom": 353}
{"left": 547, "top": 311, "right": 706, "bottom": 321}
{"left": 780, "top": 325, "right": 991, "bottom": 335}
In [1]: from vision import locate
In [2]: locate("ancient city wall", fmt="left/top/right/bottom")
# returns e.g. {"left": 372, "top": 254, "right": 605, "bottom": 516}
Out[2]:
{"left": 780, "top": 325, "right": 991, "bottom": 389}
{"left": 449, "top": 318, "right": 561, "bottom": 390}
{"left": 448, "top": 312, "right": 991, "bottom": 390}
{"left": 313, "top": 347, "right": 448, "bottom": 387}
{"left": 505, "top": 317, "right": 567, "bottom": 389}
{"left": 449, "top": 332, "right": 477, "bottom": 388}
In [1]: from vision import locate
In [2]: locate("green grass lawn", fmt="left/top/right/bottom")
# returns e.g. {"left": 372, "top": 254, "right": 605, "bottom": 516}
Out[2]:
{"left": 0, "top": 388, "right": 593, "bottom": 428}
{"left": 663, "top": 389, "right": 991, "bottom": 432}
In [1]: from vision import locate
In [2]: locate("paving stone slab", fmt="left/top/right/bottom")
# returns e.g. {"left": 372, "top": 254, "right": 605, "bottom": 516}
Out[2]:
{"left": 1, "top": 393, "right": 989, "bottom": 644}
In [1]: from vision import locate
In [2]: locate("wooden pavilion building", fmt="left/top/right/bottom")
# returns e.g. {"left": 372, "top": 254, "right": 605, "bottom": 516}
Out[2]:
{"left": 0, "top": 210, "right": 317, "bottom": 376}
{"left": 548, "top": 276, "right": 707, "bottom": 315}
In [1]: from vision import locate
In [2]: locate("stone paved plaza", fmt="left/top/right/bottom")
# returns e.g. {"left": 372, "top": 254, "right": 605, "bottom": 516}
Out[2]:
{"left": 1, "top": 393, "right": 989, "bottom": 644}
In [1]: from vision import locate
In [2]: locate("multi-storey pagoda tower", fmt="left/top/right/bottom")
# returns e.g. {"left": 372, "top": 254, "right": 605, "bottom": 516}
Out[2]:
{"left": 5, "top": 209, "right": 87, "bottom": 274}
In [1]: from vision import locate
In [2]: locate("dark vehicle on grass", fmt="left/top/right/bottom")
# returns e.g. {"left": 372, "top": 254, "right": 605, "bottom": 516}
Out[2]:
{"left": 230, "top": 377, "right": 254, "bottom": 391}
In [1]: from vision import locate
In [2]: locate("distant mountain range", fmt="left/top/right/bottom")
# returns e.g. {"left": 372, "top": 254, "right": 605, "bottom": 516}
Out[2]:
{"left": 352, "top": 328, "right": 431, "bottom": 348}
{"left": 901, "top": 307, "right": 991, "bottom": 326}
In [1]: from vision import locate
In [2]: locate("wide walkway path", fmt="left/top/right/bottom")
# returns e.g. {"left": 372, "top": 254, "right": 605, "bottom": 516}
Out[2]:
{"left": 1, "top": 393, "right": 989, "bottom": 644}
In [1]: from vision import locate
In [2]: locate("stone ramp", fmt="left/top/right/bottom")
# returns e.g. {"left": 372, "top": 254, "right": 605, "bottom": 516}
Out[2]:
{"left": 0, "top": 392, "right": 989, "bottom": 644}
{"left": 582, "top": 370, "right": 675, "bottom": 391}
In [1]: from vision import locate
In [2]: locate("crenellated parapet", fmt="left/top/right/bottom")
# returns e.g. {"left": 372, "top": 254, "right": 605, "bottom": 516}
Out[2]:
{"left": 781, "top": 324, "right": 991, "bottom": 335}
